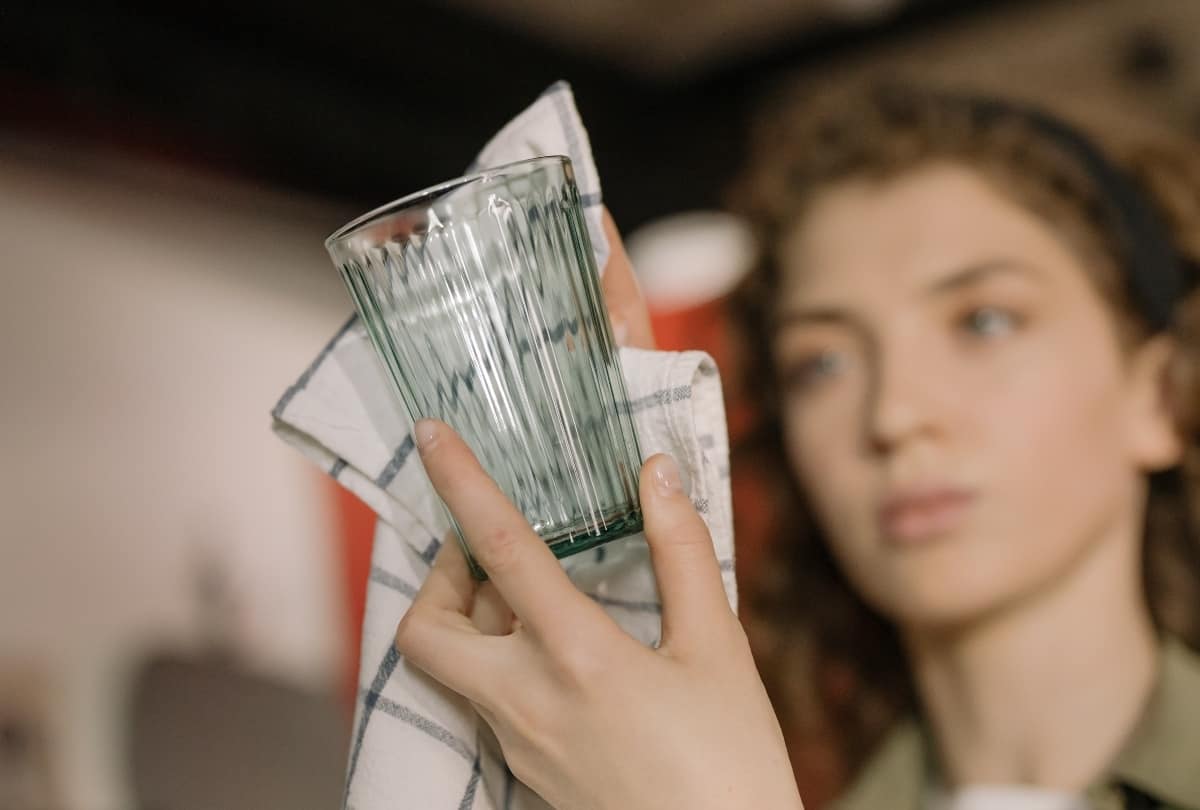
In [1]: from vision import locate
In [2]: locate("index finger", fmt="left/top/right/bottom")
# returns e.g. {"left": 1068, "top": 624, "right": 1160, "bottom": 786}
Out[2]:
{"left": 413, "top": 419, "right": 608, "bottom": 642}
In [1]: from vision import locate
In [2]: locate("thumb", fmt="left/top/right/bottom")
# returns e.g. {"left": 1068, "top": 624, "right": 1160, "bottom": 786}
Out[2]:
{"left": 638, "top": 454, "right": 732, "bottom": 649}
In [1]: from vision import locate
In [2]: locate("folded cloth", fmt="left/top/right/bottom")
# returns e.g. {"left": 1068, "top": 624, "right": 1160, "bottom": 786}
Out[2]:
{"left": 271, "top": 81, "right": 736, "bottom": 810}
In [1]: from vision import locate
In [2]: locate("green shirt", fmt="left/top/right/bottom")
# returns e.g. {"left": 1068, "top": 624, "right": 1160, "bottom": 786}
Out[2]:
{"left": 832, "top": 639, "right": 1200, "bottom": 810}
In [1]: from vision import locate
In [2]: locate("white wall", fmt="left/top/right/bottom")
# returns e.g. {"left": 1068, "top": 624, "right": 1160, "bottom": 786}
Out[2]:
{"left": 0, "top": 135, "right": 358, "bottom": 809}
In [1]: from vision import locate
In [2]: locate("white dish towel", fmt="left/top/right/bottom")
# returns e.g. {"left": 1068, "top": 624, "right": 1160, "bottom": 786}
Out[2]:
{"left": 271, "top": 81, "right": 736, "bottom": 810}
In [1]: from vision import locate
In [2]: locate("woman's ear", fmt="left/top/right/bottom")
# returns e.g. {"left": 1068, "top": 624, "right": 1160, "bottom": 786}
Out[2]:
{"left": 1127, "top": 335, "right": 1185, "bottom": 472}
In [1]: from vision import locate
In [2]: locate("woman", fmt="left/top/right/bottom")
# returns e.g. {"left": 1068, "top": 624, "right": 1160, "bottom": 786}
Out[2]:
{"left": 393, "top": 84, "right": 1200, "bottom": 810}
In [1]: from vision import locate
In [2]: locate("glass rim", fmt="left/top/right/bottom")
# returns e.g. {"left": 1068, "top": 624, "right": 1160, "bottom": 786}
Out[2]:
{"left": 324, "top": 154, "right": 571, "bottom": 250}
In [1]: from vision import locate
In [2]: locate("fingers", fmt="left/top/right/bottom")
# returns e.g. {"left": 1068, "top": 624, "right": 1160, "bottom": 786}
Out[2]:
{"left": 393, "top": 532, "right": 496, "bottom": 700}
{"left": 417, "top": 529, "right": 478, "bottom": 616}
{"left": 638, "top": 454, "right": 733, "bottom": 650}
{"left": 429, "top": 532, "right": 516, "bottom": 637}
{"left": 413, "top": 419, "right": 606, "bottom": 642}
{"left": 471, "top": 581, "right": 517, "bottom": 636}
{"left": 600, "top": 208, "right": 656, "bottom": 350}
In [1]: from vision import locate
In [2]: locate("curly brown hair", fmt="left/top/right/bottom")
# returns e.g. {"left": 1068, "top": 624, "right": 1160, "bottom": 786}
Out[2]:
{"left": 726, "top": 82, "right": 1200, "bottom": 787}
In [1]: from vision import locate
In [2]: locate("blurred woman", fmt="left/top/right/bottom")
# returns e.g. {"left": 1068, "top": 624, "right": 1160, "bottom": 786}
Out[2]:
{"left": 732, "top": 84, "right": 1200, "bottom": 810}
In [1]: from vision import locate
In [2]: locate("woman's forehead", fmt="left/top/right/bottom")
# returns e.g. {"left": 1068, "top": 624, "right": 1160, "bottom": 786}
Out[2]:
{"left": 776, "top": 162, "right": 1074, "bottom": 304}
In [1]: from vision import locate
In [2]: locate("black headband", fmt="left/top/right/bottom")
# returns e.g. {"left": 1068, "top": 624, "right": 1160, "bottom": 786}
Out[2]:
{"left": 964, "top": 97, "right": 1189, "bottom": 332}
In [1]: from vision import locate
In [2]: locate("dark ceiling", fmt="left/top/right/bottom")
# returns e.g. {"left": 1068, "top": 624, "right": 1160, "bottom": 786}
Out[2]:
{"left": 1, "top": 0, "right": 1035, "bottom": 230}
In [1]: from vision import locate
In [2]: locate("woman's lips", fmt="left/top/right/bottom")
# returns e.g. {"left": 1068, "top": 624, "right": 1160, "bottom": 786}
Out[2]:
{"left": 878, "top": 487, "right": 976, "bottom": 545}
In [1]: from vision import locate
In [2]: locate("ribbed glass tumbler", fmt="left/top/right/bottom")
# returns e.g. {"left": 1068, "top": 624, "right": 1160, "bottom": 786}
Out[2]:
{"left": 325, "top": 156, "right": 644, "bottom": 578}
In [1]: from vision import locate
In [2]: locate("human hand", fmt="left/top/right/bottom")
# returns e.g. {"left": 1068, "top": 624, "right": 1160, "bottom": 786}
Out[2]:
{"left": 394, "top": 420, "right": 804, "bottom": 810}
{"left": 600, "top": 208, "right": 657, "bottom": 350}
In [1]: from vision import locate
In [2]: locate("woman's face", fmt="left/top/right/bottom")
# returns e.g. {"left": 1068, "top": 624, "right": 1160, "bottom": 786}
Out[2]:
{"left": 773, "top": 162, "right": 1177, "bottom": 629}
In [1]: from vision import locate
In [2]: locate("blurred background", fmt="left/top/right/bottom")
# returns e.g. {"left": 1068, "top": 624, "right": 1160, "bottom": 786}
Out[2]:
{"left": 2, "top": 1, "right": 1199, "bottom": 807}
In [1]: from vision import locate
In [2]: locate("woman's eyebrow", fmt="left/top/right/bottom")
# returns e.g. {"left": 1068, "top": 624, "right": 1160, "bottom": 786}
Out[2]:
{"left": 773, "top": 260, "right": 1040, "bottom": 332}
{"left": 926, "top": 259, "right": 1041, "bottom": 296}
{"left": 772, "top": 306, "right": 855, "bottom": 332}
{"left": 771, "top": 306, "right": 876, "bottom": 349}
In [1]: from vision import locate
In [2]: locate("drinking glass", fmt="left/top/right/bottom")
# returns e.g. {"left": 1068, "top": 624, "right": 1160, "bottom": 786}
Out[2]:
{"left": 325, "top": 156, "right": 644, "bottom": 578}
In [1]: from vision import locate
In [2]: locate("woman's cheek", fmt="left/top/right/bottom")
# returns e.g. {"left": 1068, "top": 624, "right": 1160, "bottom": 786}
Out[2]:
{"left": 785, "top": 399, "right": 862, "bottom": 513}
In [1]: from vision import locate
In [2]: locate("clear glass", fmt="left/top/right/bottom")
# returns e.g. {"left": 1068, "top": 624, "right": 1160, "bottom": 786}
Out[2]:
{"left": 325, "top": 156, "right": 643, "bottom": 578}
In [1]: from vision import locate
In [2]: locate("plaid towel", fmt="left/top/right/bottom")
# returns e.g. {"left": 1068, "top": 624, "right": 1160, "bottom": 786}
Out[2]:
{"left": 271, "top": 81, "right": 736, "bottom": 810}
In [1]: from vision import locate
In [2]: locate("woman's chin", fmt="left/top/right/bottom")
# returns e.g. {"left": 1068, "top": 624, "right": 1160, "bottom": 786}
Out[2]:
{"left": 856, "top": 543, "right": 1026, "bottom": 632}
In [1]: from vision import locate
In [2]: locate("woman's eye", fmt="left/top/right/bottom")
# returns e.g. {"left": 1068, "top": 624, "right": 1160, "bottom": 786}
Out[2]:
{"left": 961, "top": 306, "right": 1019, "bottom": 338}
{"left": 782, "top": 351, "right": 845, "bottom": 392}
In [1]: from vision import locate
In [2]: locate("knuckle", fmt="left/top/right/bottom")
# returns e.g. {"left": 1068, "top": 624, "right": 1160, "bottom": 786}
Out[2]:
{"left": 551, "top": 638, "right": 611, "bottom": 691}
{"left": 392, "top": 606, "right": 426, "bottom": 655}
{"left": 651, "top": 517, "right": 715, "bottom": 560}
{"left": 474, "top": 524, "right": 523, "bottom": 573}
{"left": 672, "top": 518, "right": 715, "bottom": 550}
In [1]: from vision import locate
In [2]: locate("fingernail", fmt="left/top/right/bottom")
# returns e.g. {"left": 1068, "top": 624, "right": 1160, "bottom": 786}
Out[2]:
{"left": 414, "top": 419, "right": 439, "bottom": 453}
{"left": 653, "top": 454, "right": 682, "bottom": 496}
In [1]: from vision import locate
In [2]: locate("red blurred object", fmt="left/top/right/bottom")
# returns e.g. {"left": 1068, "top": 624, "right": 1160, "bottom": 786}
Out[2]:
{"left": 326, "top": 478, "right": 377, "bottom": 711}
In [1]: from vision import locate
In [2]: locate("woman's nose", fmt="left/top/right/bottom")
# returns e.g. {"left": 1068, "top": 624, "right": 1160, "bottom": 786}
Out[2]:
{"left": 863, "top": 341, "right": 948, "bottom": 454}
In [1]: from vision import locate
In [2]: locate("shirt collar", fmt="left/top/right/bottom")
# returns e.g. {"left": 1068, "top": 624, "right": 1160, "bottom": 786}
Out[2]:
{"left": 830, "top": 719, "right": 927, "bottom": 810}
{"left": 832, "top": 639, "right": 1200, "bottom": 810}
{"left": 1094, "top": 637, "right": 1200, "bottom": 809}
